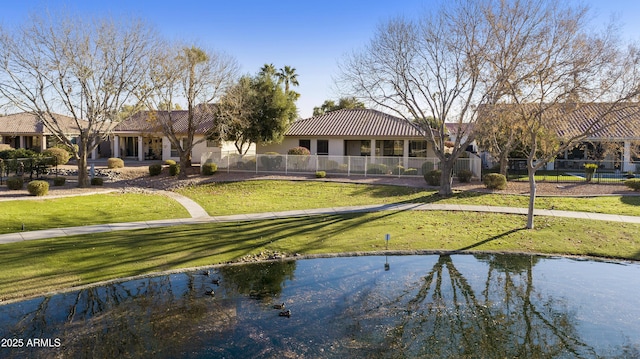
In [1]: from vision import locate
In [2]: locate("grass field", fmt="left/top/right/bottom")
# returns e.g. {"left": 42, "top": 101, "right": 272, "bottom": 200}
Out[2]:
{"left": 1, "top": 211, "right": 638, "bottom": 301}
{"left": 176, "top": 180, "right": 640, "bottom": 217}
{"left": 0, "top": 193, "right": 189, "bottom": 234}
{"left": 0, "top": 180, "right": 639, "bottom": 301}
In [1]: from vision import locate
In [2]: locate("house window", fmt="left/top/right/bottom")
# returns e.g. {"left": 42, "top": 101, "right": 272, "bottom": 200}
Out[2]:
{"left": 360, "top": 140, "right": 371, "bottom": 156}
{"left": 317, "top": 140, "right": 329, "bottom": 155}
{"left": 376, "top": 140, "right": 403, "bottom": 156}
{"left": 299, "top": 139, "right": 311, "bottom": 151}
{"left": 170, "top": 138, "right": 185, "bottom": 157}
{"left": 409, "top": 140, "right": 428, "bottom": 157}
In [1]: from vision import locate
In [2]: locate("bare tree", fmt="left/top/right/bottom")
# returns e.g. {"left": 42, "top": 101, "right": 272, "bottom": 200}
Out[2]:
{"left": 338, "top": 0, "right": 500, "bottom": 196}
{"left": 475, "top": 106, "right": 525, "bottom": 176}
{"left": 484, "top": 0, "right": 640, "bottom": 228}
{"left": 145, "top": 45, "right": 238, "bottom": 178}
{"left": 0, "top": 12, "right": 157, "bottom": 187}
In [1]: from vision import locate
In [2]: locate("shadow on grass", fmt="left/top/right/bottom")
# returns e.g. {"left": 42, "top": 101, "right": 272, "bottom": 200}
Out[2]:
{"left": 620, "top": 196, "right": 640, "bottom": 206}
{"left": 0, "top": 210, "right": 405, "bottom": 300}
{"left": 454, "top": 227, "right": 526, "bottom": 252}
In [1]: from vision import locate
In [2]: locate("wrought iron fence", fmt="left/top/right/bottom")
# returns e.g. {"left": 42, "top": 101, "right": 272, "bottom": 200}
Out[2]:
{"left": 504, "top": 159, "right": 640, "bottom": 183}
{"left": 201, "top": 152, "right": 483, "bottom": 179}
{"left": 0, "top": 156, "right": 56, "bottom": 185}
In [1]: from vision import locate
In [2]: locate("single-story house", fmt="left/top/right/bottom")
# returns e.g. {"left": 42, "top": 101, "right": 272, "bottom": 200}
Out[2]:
{"left": 112, "top": 110, "right": 254, "bottom": 163}
{"left": 258, "top": 108, "right": 435, "bottom": 159}
{"left": 0, "top": 112, "right": 105, "bottom": 156}
{"left": 478, "top": 103, "right": 640, "bottom": 172}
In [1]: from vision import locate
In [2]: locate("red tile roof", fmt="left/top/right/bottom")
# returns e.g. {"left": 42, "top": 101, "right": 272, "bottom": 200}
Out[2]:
{"left": 478, "top": 103, "right": 640, "bottom": 140}
{"left": 287, "top": 109, "right": 425, "bottom": 138}
{"left": 114, "top": 108, "right": 217, "bottom": 135}
{"left": 0, "top": 112, "right": 81, "bottom": 135}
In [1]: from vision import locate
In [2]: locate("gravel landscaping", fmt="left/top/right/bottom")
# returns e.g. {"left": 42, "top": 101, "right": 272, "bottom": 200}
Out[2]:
{"left": 0, "top": 162, "right": 636, "bottom": 200}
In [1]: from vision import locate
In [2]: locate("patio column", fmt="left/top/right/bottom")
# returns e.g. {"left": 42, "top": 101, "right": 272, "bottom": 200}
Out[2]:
{"left": 370, "top": 139, "right": 376, "bottom": 162}
{"left": 113, "top": 135, "right": 120, "bottom": 158}
{"left": 19, "top": 136, "right": 25, "bottom": 149}
{"left": 41, "top": 136, "right": 47, "bottom": 151}
{"left": 138, "top": 136, "right": 144, "bottom": 161}
{"left": 623, "top": 140, "right": 632, "bottom": 172}
{"left": 402, "top": 140, "right": 409, "bottom": 167}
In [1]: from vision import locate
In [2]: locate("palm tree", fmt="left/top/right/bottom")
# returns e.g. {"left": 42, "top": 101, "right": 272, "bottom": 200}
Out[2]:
{"left": 277, "top": 65, "right": 299, "bottom": 93}
{"left": 259, "top": 63, "right": 277, "bottom": 80}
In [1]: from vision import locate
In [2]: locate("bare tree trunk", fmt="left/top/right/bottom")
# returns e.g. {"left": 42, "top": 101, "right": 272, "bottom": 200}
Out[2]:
{"left": 526, "top": 167, "right": 536, "bottom": 229}
{"left": 438, "top": 160, "right": 454, "bottom": 196}
{"left": 77, "top": 152, "right": 89, "bottom": 188}
{"left": 499, "top": 154, "right": 509, "bottom": 177}
{"left": 178, "top": 151, "right": 190, "bottom": 179}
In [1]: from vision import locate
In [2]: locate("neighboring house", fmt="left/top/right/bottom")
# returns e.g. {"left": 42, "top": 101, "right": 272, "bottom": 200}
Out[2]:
{"left": 445, "top": 123, "right": 478, "bottom": 153}
{"left": 0, "top": 112, "right": 99, "bottom": 155}
{"left": 258, "top": 108, "right": 435, "bottom": 161}
{"left": 478, "top": 103, "right": 640, "bottom": 172}
{"left": 113, "top": 110, "right": 253, "bottom": 163}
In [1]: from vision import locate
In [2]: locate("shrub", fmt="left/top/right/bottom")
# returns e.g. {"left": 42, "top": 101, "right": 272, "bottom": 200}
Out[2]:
{"left": 6, "top": 176, "right": 23, "bottom": 190}
{"left": 0, "top": 148, "right": 36, "bottom": 160}
{"left": 243, "top": 158, "right": 257, "bottom": 170}
{"left": 457, "top": 169, "right": 473, "bottom": 183}
{"left": 43, "top": 147, "right": 71, "bottom": 165}
{"left": 392, "top": 165, "right": 405, "bottom": 175}
{"left": 324, "top": 160, "right": 339, "bottom": 171}
{"left": 164, "top": 159, "right": 177, "bottom": 166}
{"left": 91, "top": 177, "right": 104, "bottom": 186}
{"left": 404, "top": 168, "right": 418, "bottom": 176}
{"left": 287, "top": 146, "right": 311, "bottom": 156}
{"left": 27, "top": 180, "right": 49, "bottom": 196}
{"left": 169, "top": 163, "right": 180, "bottom": 176}
{"left": 483, "top": 173, "right": 507, "bottom": 190}
{"left": 53, "top": 177, "right": 66, "bottom": 186}
{"left": 421, "top": 161, "right": 435, "bottom": 175}
{"left": 315, "top": 171, "right": 326, "bottom": 178}
{"left": 367, "top": 163, "right": 388, "bottom": 174}
{"left": 584, "top": 163, "right": 598, "bottom": 182}
{"left": 202, "top": 162, "right": 218, "bottom": 175}
{"left": 624, "top": 178, "right": 640, "bottom": 191}
{"left": 423, "top": 170, "right": 441, "bottom": 186}
{"left": 260, "top": 152, "right": 282, "bottom": 170}
{"left": 107, "top": 157, "right": 124, "bottom": 169}
{"left": 149, "top": 164, "right": 162, "bottom": 176}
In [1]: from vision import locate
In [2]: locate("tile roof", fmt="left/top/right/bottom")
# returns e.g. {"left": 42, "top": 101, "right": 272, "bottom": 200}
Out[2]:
{"left": 479, "top": 103, "right": 640, "bottom": 140}
{"left": 287, "top": 109, "right": 425, "bottom": 138}
{"left": 114, "top": 108, "right": 218, "bottom": 135}
{"left": 113, "top": 107, "right": 220, "bottom": 134}
{"left": 0, "top": 112, "right": 81, "bottom": 135}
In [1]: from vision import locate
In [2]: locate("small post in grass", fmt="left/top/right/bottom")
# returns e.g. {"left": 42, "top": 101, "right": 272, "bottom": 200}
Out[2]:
{"left": 384, "top": 234, "right": 390, "bottom": 270}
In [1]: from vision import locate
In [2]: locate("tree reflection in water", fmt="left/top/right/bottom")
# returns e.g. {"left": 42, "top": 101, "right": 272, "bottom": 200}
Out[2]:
{"left": 0, "top": 255, "right": 638, "bottom": 358}
{"left": 340, "top": 254, "right": 599, "bottom": 358}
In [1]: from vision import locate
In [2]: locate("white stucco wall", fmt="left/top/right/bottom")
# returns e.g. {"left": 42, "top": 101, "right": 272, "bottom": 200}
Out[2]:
{"left": 258, "top": 139, "right": 300, "bottom": 154}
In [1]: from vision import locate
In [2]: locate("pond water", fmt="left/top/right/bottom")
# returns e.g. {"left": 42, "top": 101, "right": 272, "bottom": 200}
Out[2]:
{"left": 1, "top": 254, "right": 639, "bottom": 358}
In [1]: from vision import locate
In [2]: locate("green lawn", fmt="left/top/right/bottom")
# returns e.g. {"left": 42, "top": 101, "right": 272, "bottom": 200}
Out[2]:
{"left": 1, "top": 179, "right": 640, "bottom": 302}
{"left": 0, "top": 193, "right": 190, "bottom": 234}
{"left": 174, "top": 180, "right": 427, "bottom": 215}
{"left": 176, "top": 180, "right": 640, "bottom": 217}
{"left": 1, "top": 211, "right": 638, "bottom": 301}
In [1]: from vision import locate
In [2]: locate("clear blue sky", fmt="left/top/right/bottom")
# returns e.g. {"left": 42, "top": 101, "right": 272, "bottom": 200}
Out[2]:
{"left": 2, "top": 0, "right": 639, "bottom": 119}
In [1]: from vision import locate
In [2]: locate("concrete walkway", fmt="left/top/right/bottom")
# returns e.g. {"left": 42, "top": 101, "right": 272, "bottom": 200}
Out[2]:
{"left": 1, "top": 200, "right": 640, "bottom": 244}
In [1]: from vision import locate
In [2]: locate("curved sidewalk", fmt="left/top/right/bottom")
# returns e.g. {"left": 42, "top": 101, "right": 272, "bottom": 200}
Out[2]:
{"left": 1, "top": 202, "right": 640, "bottom": 244}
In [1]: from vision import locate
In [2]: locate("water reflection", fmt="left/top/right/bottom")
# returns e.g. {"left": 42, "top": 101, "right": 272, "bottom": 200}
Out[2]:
{"left": 1, "top": 254, "right": 639, "bottom": 358}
